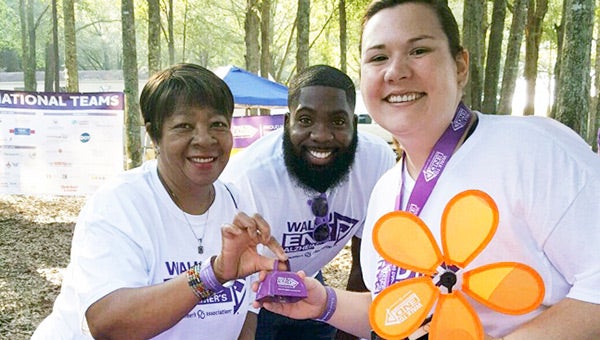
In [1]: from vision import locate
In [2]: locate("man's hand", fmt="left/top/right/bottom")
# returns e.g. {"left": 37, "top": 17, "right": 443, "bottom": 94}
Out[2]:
{"left": 213, "top": 212, "right": 287, "bottom": 283}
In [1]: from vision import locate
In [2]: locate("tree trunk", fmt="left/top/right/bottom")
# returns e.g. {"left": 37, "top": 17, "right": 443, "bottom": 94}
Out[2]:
{"left": 44, "top": 40, "right": 56, "bottom": 91}
{"left": 182, "top": 0, "right": 188, "bottom": 63}
{"left": 498, "top": 0, "right": 528, "bottom": 115}
{"left": 243, "top": 0, "right": 260, "bottom": 116}
{"left": 275, "top": 16, "right": 296, "bottom": 82}
{"left": 122, "top": 0, "right": 142, "bottom": 168}
{"left": 147, "top": 0, "right": 161, "bottom": 76}
{"left": 482, "top": 0, "right": 507, "bottom": 114}
{"left": 63, "top": 0, "right": 78, "bottom": 92}
{"left": 550, "top": 0, "right": 567, "bottom": 119}
{"left": 462, "top": 0, "right": 486, "bottom": 110}
{"left": 592, "top": 13, "right": 600, "bottom": 153}
{"left": 19, "top": 0, "right": 36, "bottom": 91}
{"left": 523, "top": 0, "right": 548, "bottom": 115}
{"left": 26, "top": 0, "right": 37, "bottom": 90}
{"left": 50, "top": 0, "right": 60, "bottom": 91}
{"left": 260, "top": 0, "right": 271, "bottom": 79}
{"left": 296, "top": 0, "right": 310, "bottom": 73}
{"left": 260, "top": 0, "right": 272, "bottom": 116}
{"left": 168, "top": 0, "right": 174, "bottom": 65}
{"left": 554, "top": 0, "right": 595, "bottom": 137}
{"left": 245, "top": 0, "right": 260, "bottom": 73}
{"left": 339, "top": 0, "right": 347, "bottom": 73}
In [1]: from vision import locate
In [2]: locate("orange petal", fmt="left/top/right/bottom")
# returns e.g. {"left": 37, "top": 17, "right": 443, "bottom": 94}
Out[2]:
{"left": 370, "top": 276, "right": 438, "bottom": 339}
{"left": 463, "top": 262, "right": 545, "bottom": 315}
{"left": 373, "top": 211, "right": 443, "bottom": 275}
{"left": 441, "top": 190, "right": 498, "bottom": 268}
{"left": 430, "top": 292, "right": 483, "bottom": 340}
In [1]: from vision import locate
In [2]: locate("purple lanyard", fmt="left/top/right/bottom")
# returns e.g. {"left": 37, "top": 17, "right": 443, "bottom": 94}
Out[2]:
{"left": 395, "top": 102, "right": 473, "bottom": 214}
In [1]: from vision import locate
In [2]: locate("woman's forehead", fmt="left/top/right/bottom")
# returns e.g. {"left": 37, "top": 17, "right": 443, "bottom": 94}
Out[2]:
{"left": 362, "top": 3, "right": 443, "bottom": 44}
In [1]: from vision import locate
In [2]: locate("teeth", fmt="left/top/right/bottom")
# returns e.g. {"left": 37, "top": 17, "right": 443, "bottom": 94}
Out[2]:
{"left": 309, "top": 150, "right": 332, "bottom": 159}
{"left": 190, "top": 157, "right": 214, "bottom": 163}
{"left": 387, "top": 93, "right": 422, "bottom": 103}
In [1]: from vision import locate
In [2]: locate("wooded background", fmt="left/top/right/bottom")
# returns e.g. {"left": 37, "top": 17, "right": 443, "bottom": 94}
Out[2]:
{"left": 2, "top": 0, "right": 599, "bottom": 166}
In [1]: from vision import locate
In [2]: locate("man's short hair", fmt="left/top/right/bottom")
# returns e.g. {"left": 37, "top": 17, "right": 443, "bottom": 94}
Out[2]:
{"left": 287, "top": 65, "right": 356, "bottom": 112}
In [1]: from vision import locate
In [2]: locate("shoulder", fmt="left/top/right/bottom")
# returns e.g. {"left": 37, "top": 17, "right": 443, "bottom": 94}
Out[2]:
{"left": 356, "top": 131, "right": 397, "bottom": 165}
{"left": 479, "top": 112, "right": 573, "bottom": 137}
{"left": 221, "top": 130, "right": 285, "bottom": 181}
{"left": 372, "top": 162, "right": 402, "bottom": 191}
{"left": 235, "top": 129, "right": 283, "bottom": 158}
{"left": 476, "top": 113, "right": 599, "bottom": 172}
{"left": 478, "top": 113, "right": 591, "bottom": 151}
{"left": 89, "top": 161, "right": 156, "bottom": 207}
{"left": 215, "top": 181, "right": 259, "bottom": 215}
{"left": 357, "top": 130, "right": 392, "bottom": 148}
{"left": 214, "top": 180, "right": 243, "bottom": 207}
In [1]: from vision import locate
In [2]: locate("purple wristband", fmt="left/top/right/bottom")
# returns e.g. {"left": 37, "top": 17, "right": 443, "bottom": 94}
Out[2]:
{"left": 200, "top": 256, "right": 226, "bottom": 293}
{"left": 315, "top": 286, "right": 337, "bottom": 322}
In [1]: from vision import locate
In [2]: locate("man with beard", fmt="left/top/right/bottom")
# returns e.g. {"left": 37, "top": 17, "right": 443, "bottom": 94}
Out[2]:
{"left": 220, "top": 65, "right": 396, "bottom": 339}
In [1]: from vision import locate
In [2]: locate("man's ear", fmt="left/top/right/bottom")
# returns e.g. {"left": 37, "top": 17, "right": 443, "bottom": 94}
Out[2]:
{"left": 353, "top": 114, "right": 358, "bottom": 130}
{"left": 284, "top": 112, "right": 290, "bottom": 126}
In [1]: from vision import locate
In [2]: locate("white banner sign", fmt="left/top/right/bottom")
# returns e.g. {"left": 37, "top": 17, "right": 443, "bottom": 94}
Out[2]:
{"left": 0, "top": 90, "right": 124, "bottom": 196}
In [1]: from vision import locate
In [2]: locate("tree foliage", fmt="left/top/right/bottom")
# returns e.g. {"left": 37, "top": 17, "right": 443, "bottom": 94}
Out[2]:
{"left": 3, "top": 0, "right": 600, "bottom": 145}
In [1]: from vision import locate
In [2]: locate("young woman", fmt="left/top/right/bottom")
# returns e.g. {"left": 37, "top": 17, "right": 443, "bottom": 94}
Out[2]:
{"left": 255, "top": 1, "right": 600, "bottom": 339}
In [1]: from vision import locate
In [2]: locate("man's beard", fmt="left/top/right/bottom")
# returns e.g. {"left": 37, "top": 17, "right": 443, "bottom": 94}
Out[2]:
{"left": 283, "top": 128, "right": 358, "bottom": 193}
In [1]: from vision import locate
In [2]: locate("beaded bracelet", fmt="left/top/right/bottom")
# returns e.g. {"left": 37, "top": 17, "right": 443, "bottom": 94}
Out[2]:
{"left": 315, "top": 286, "right": 337, "bottom": 322}
{"left": 186, "top": 262, "right": 215, "bottom": 300}
{"left": 187, "top": 256, "right": 228, "bottom": 300}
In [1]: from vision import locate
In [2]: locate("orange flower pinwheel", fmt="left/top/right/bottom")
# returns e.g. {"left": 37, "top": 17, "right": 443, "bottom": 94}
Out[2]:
{"left": 369, "top": 190, "right": 544, "bottom": 340}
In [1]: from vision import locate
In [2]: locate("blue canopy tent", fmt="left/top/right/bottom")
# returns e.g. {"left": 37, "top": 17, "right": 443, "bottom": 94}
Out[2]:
{"left": 215, "top": 65, "right": 288, "bottom": 109}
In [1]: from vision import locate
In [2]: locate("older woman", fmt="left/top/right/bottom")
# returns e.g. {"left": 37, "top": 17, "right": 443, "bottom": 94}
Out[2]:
{"left": 33, "top": 63, "right": 287, "bottom": 339}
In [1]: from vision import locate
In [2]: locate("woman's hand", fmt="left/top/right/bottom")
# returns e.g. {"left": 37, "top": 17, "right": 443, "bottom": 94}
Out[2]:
{"left": 252, "top": 270, "right": 329, "bottom": 320}
{"left": 213, "top": 212, "right": 288, "bottom": 283}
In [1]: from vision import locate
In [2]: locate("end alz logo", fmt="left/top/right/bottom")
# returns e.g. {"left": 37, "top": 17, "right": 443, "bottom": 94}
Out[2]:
{"left": 423, "top": 151, "right": 447, "bottom": 182}
{"left": 282, "top": 212, "right": 358, "bottom": 252}
{"left": 277, "top": 277, "right": 299, "bottom": 289}
{"left": 385, "top": 291, "right": 424, "bottom": 327}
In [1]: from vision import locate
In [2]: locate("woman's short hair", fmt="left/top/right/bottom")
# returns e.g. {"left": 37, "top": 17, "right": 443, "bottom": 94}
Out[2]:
{"left": 140, "top": 63, "right": 234, "bottom": 143}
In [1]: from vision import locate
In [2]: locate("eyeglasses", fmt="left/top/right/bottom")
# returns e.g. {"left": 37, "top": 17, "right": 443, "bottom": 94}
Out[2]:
{"left": 309, "top": 193, "right": 330, "bottom": 242}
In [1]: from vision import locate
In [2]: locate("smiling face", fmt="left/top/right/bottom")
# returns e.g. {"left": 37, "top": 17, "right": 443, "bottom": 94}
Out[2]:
{"left": 359, "top": 2, "right": 468, "bottom": 142}
{"left": 156, "top": 104, "right": 232, "bottom": 193}
{"left": 283, "top": 85, "right": 358, "bottom": 193}
{"left": 288, "top": 86, "right": 355, "bottom": 165}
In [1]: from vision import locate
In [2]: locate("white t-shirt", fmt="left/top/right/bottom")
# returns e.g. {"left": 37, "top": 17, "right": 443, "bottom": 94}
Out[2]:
{"left": 221, "top": 129, "right": 396, "bottom": 277}
{"left": 33, "top": 160, "right": 252, "bottom": 340}
{"left": 361, "top": 113, "right": 600, "bottom": 337}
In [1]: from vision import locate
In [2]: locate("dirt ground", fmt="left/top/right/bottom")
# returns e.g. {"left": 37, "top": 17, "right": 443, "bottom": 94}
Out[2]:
{"left": 0, "top": 195, "right": 352, "bottom": 339}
